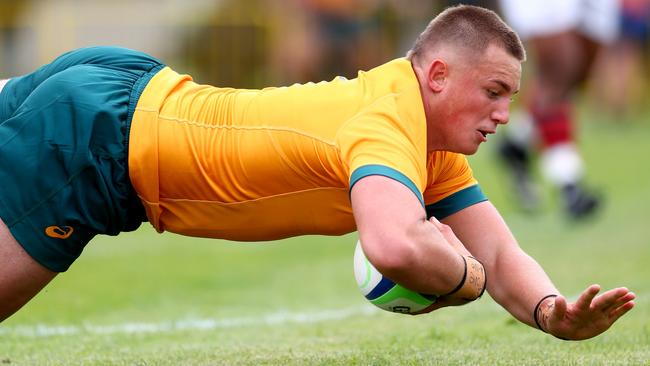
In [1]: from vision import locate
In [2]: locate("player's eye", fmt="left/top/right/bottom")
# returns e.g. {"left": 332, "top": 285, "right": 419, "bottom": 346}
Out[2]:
{"left": 486, "top": 89, "right": 499, "bottom": 99}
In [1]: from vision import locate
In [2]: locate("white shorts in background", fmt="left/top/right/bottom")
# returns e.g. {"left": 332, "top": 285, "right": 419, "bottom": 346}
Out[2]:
{"left": 499, "top": 0, "right": 620, "bottom": 43}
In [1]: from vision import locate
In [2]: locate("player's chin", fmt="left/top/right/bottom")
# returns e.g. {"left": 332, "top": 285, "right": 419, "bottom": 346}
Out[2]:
{"left": 457, "top": 142, "right": 481, "bottom": 155}
{"left": 446, "top": 138, "right": 482, "bottom": 155}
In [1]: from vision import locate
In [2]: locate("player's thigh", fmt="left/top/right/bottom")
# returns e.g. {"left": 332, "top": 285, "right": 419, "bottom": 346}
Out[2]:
{"left": 0, "top": 217, "right": 57, "bottom": 322}
{"left": 532, "top": 32, "right": 583, "bottom": 84}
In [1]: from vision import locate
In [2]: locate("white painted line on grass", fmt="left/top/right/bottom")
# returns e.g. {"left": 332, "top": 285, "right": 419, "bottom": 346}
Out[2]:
{"left": 2, "top": 291, "right": 643, "bottom": 338}
{"left": 0, "top": 305, "right": 380, "bottom": 338}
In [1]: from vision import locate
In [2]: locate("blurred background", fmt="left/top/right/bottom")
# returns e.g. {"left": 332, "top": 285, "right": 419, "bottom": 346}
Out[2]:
{"left": 2, "top": 0, "right": 648, "bottom": 217}
{"left": 0, "top": 0, "right": 446, "bottom": 86}
{"left": 0, "top": 0, "right": 649, "bottom": 224}
{"left": 1, "top": 0, "right": 646, "bottom": 108}
{"left": 0, "top": 0, "right": 646, "bottom": 104}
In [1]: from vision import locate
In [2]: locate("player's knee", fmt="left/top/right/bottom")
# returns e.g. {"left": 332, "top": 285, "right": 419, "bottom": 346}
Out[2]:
{"left": 443, "top": 256, "right": 486, "bottom": 304}
{"left": 0, "top": 219, "right": 57, "bottom": 322}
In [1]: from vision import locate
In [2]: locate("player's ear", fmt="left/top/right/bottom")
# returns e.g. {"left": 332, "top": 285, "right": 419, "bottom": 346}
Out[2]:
{"left": 426, "top": 59, "right": 448, "bottom": 93}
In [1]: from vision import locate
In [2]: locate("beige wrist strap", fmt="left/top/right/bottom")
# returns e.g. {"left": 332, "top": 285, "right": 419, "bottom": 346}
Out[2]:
{"left": 534, "top": 294, "right": 558, "bottom": 333}
{"left": 444, "top": 256, "right": 487, "bottom": 301}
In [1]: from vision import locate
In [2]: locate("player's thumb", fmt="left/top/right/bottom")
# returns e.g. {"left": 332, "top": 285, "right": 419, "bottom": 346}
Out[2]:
{"left": 551, "top": 295, "right": 567, "bottom": 323}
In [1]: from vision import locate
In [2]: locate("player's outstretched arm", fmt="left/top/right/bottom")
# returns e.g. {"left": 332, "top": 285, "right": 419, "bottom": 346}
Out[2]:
{"left": 441, "top": 201, "right": 635, "bottom": 340}
{"left": 536, "top": 285, "right": 635, "bottom": 340}
{"left": 0, "top": 218, "right": 57, "bottom": 323}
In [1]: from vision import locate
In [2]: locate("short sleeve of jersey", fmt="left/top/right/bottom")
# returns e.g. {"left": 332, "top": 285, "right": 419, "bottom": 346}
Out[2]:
{"left": 423, "top": 151, "right": 488, "bottom": 219}
{"left": 337, "top": 95, "right": 427, "bottom": 206}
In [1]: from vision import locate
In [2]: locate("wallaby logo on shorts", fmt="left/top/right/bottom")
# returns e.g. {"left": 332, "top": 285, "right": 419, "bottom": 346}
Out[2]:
{"left": 45, "top": 225, "right": 74, "bottom": 239}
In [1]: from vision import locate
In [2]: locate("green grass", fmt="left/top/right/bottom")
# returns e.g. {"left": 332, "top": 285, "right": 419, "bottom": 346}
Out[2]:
{"left": 1, "top": 111, "right": 649, "bottom": 365}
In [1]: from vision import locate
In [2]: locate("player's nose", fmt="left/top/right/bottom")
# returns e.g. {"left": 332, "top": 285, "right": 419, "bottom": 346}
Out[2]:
{"left": 491, "top": 103, "right": 510, "bottom": 125}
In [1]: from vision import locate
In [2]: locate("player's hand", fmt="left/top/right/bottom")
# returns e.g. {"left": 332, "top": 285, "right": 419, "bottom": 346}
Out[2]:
{"left": 428, "top": 216, "right": 472, "bottom": 256}
{"left": 411, "top": 295, "right": 470, "bottom": 315}
{"left": 539, "top": 285, "right": 635, "bottom": 340}
{"left": 411, "top": 217, "right": 486, "bottom": 316}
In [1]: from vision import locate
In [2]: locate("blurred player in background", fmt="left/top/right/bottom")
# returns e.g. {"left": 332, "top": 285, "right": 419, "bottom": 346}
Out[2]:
{"left": 497, "top": 0, "right": 620, "bottom": 218}
{"left": 591, "top": 0, "right": 650, "bottom": 117}
{"left": 268, "top": 0, "right": 437, "bottom": 84}
{"left": 0, "top": 5, "right": 634, "bottom": 340}
{"left": 269, "top": 0, "right": 392, "bottom": 84}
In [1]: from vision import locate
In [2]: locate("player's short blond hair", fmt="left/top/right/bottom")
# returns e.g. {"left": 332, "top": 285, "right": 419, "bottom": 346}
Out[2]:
{"left": 407, "top": 4, "right": 525, "bottom": 64}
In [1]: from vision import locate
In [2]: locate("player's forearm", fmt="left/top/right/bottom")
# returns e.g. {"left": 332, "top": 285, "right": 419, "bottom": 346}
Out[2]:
{"left": 487, "top": 248, "right": 559, "bottom": 328}
{"left": 441, "top": 202, "right": 559, "bottom": 327}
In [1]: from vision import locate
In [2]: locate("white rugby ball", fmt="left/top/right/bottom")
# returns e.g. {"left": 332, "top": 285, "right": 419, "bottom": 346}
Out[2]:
{"left": 353, "top": 240, "right": 437, "bottom": 314}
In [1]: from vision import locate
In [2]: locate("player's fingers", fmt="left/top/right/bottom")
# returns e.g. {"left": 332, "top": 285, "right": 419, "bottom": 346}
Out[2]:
{"left": 608, "top": 290, "right": 635, "bottom": 306}
{"left": 428, "top": 216, "right": 443, "bottom": 228}
{"left": 593, "top": 288, "right": 632, "bottom": 311}
{"left": 434, "top": 222, "right": 471, "bottom": 256}
{"left": 601, "top": 292, "right": 636, "bottom": 313}
{"left": 608, "top": 301, "right": 635, "bottom": 323}
{"left": 412, "top": 298, "right": 448, "bottom": 315}
{"left": 575, "top": 284, "right": 601, "bottom": 310}
{"left": 428, "top": 217, "right": 453, "bottom": 239}
{"left": 619, "top": 291, "right": 636, "bottom": 303}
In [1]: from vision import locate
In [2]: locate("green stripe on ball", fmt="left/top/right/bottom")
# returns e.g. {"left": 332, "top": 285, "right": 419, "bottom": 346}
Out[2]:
{"left": 371, "top": 284, "right": 435, "bottom": 306}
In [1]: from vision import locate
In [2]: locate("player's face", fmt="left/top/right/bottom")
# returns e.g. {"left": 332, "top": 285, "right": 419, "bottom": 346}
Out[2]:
{"left": 438, "top": 44, "right": 521, "bottom": 155}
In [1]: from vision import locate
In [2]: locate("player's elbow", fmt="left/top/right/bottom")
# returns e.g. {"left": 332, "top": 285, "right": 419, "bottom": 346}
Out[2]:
{"left": 360, "top": 236, "right": 419, "bottom": 280}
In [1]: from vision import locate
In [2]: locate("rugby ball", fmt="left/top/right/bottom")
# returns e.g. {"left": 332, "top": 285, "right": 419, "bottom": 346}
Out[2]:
{"left": 353, "top": 240, "right": 437, "bottom": 314}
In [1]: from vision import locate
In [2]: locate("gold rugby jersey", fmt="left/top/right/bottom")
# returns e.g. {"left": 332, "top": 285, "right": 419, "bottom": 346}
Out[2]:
{"left": 128, "top": 58, "right": 487, "bottom": 240}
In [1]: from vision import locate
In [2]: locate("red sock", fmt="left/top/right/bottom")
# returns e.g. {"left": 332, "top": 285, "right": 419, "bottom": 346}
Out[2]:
{"left": 530, "top": 102, "right": 574, "bottom": 147}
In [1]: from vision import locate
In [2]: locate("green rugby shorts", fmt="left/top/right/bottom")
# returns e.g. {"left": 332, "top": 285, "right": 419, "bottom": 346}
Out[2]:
{"left": 0, "top": 46, "right": 164, "bottom": 272}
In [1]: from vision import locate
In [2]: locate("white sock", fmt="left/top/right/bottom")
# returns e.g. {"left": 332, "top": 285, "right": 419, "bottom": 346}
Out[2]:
{"left": 540, "top": 143, "right": 584, "bottom": 187}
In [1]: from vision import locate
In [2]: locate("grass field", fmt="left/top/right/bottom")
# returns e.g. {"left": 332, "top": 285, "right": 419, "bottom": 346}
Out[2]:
{"left": 1, "top": 110, "right": 649, "bottom": 365}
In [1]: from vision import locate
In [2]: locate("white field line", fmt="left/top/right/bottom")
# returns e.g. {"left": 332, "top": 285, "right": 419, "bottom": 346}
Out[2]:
{"left": 1, "top": 292, "right": 644, "bottom": 339}
{"left": 0, "top": 305, "right": 380, "bottom": 338}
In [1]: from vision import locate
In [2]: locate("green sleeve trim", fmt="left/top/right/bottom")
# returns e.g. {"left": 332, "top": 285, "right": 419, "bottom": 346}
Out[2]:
{"left": 350, "top": 165, "right": 424, "bottom": 207}
{"left": 425, "top": 185, "right": 487, "bottom": 219}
